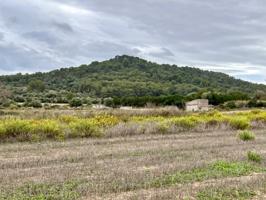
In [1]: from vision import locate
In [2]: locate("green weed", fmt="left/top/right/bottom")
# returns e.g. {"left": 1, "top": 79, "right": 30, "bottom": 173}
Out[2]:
{"left": 238, "top": 130, "right": 255, "bottom": 141}
{"left": 0, "top": 181, "right": 82, "bottom": 200}
{"left": 247, "top": 151, "right": 262, "bottom": 163}
{"left": 150, "top": 161, "right": 263, "bottom": 187}
{"left": 229, "top": 117, "right": 250, "bottom": 130}
{"left": 197, "top": 187, "right": 256, "bottom": 200}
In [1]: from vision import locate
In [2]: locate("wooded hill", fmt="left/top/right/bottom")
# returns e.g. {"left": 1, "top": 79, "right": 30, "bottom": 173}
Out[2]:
{"left": 1, "top": 55, "right": 265, "bottom": 100}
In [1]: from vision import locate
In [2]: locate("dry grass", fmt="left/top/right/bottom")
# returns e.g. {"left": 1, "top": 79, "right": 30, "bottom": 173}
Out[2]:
{"left": 2, "top": 109, "right": 266, "bottom": 142}
{"left": 0, "top": 128, "right": 265, "bottom": 199}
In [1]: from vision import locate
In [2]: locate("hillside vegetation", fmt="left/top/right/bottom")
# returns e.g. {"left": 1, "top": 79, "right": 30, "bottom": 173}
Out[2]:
{"left": 1, "top": 55, "right": 266, "bottom": 109}
{"left": 1, "top": 55, "right": 266, "bottom": 98}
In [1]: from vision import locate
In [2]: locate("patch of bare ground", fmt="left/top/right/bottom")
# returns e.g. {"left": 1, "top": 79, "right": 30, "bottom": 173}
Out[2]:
{"left": 0, "top": 129, "right": 265, "bottom": 199}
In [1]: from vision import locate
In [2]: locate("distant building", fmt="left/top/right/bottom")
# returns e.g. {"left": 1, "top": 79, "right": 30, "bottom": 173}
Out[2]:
{"left": 120, "top": 106, "right": 133, "bottom": 110}
{"left": 92, "top": 104, "right": 108, "bottom": 109}
{"left": 185, "top": 99, "right": 209, "bottom": 112}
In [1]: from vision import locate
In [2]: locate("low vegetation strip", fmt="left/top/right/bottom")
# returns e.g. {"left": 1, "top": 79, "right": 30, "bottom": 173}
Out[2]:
{"left": 0, "top": 181, "right": 82, "bottom": 200}
{"left": 197, "top": 187, "right": 256, "bottom": 200}
{"left": 0, "top": 110, "right": 266, "bottom": 142}
{"left": 196, "top": 178, "right": 266, "bottom": 200}
{"left": 0, "top": 161, "right": 264, "bottom": 199}
{"left": 149, "top": 161, "right": 265, "bottom": 188}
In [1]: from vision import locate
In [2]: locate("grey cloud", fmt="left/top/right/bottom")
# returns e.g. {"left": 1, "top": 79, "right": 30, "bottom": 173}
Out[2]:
{"left": 52, "top": 21, "right": 74, "bottom": 33}
{"left": 85, "top": 41, "right": 140, "bottom": 56}
{"left": 0, "top": 0, "right": 266, "bottom": 83}
{"left": 148, "top": 48, "right": 174, "bottom": 58}
{"left": 56, "top": 41, "right": 141, "bottom": 62}
{"left": 22, "top": 31, "right": 59, "bottom": 45}
{"left": 0, "top": 32, "right": 4, "bottom": 41}
{"left": 0, "top": 42, "right": 70, "bottom": 73}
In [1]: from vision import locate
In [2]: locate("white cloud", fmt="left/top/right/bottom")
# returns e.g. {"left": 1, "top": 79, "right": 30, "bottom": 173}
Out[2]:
{"left": 57, "top": 3, "right": 92, "bottom": 15}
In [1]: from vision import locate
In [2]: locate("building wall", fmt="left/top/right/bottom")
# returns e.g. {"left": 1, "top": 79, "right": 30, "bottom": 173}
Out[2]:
{"left": 185, "top": 99, "right": 209, "bottom": 112}
{"left": 186, "top": 105, "right": 200, "bottom": 112}
{"left": 200, "top": 106, "right": 209, "bottom": 111}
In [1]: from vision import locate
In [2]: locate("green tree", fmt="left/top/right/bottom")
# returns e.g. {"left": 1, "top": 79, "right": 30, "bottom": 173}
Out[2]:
{"left": 28, "top": 80, "right": 45, "bottom": 92}
{"left": 69, "top": 98, "right": 82, "bottom": 107}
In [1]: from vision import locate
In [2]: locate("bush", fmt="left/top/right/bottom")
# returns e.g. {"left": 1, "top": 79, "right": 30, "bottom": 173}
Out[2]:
{"left": 23, "top": 100, "right": 42, "bottom": 108}
{"left": 0, "top": 120, "right": 31, "bottom": 141}
{"left": 238, "top": 130, "right": 255, "bottom": 141}
{"left": 0, "top": 119, "right": 66, "bottom": 141}
{"left": 69, "top": 98, "right": 82, "bottom": 107}
{"left": 247, "top": 151, "right": 262, "bottom": 163}
{"left": 1, "top": 99, "right": 12, "bottom": 107}
{"left": 0, "top": 124, "right": 6, "bottom": 138}
{"left": 69, "top": 119, "right": 101, "bottom": 137}
{"left": 31, "top": 100, "right": 43, "bottom": 108}
{"left": 30, "top": 120, "right": 64, "bottom": 140}
{"left": 14, "top": 95, "right": 25, "bottom": 103}
{"left": 59, "top": 115, "right": 79, "bottom": 124}
{"left": 94, "top": 115, "right": 120, "bottom": 127}
{"left": 224, "top": 101, "right": 237, "bottom": 109}
{"left": 103, "top": 97, "right": 114, "bottom": 107}
{"left": 171, "top": 117, "right": 199, "bottom": 129}
{"left": 229, "top": 117, "right": 250, "bottom": 130}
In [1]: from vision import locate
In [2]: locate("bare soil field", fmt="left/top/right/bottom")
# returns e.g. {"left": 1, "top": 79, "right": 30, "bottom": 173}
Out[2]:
{"left": 0, "top": 129, "right": 265, "bottom": 199}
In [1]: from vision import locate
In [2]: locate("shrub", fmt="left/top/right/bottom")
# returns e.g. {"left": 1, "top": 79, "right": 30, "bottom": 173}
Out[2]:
{"left": 171, "top": 117, "right": 199, "bottom": 129}
{"left": 13, "top": 95, "right": 25, "bottom": 103}
{"left": 59, "top": 115, "right": 79, "bottom": 124}
{"left": 224, "top": 101, "right": 237, "bottom": 109}
{"left": 9, "top": 103, "right": 18, "bottom": 109}
{"left": 69, "top": 98, "right": 82, "bottom": 107}
{"left": 0, "top": 120, "right": 36, "bottom": 141}
{"left": 1, "top": 99, "right": 12, "bottom": 107}
{"left": 103, "top": 97, "right": 114, "bottom": 107}
{"left": 31, "top": 100, "right": 43, "bottom": 108}
{"left": 94, "top": 115, "right": 120, "bottom": 127}
{"left": 229, "top": 117, "right": 250, "bottom": 130}
{"left": 24, "top": 100, "right": 42, "bottom": 108}
{"left": 30, "top": 120, "right": 64, "bottom": 140}
{"left": 69, "top": 119, "right": 101, "bottom": 137}
{"left": 0, "top": 124, "right": 6, "bottom": 138}
{"left": 0, "top": 119, "right": 65, "bottom": 141}
{"left": 238, "top": 130, "right": 255, "bottom": 141}
{"left": 247, "top": 151, "right": 262, "bottom": 163}
{"left": 253, "top": 112, "right": 266, "bottom": 122}
{"left": 1, "top": 120, "right": 31, "bottom": 138}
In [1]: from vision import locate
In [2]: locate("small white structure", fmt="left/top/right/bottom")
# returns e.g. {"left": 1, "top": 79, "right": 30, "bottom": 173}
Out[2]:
{"left": 92, "top": 104, "right": 108, "bottom": 109}
{"left": 120, "top": 106, "right": 133, "bottom": 110}
{"left": 186, "top": 99, "right": 209, "bottom": 112}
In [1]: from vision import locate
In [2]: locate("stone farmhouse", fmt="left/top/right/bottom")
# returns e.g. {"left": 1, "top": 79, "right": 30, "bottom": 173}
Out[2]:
{"left": 185, "top": 99, "right": 209, "bottom": 112}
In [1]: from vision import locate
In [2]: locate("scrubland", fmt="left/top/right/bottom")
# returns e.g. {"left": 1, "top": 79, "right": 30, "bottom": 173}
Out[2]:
{"left": 0, "top": 108, "right": 265, "bottom": 199}
{"left": 0, "top": 109, "right": 266, "bottom": 142}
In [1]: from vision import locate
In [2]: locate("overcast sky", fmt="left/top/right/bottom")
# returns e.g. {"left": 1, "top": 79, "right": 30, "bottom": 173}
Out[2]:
{"left": 0, "top": 0, "right": 266, "bottom": 84}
